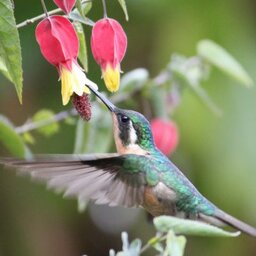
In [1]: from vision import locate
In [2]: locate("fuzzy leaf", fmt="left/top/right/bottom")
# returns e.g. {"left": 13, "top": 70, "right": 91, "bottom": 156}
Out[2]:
{"left": 0, "top": 0, "right": 23, "bottom": 103}
{"left": 170, "top": 55, "right": 222, "bottom": 116}
{"left": 74, "top": 22, "right": 88, "bottom": 72}
{"left": 120, "top": 68, "right": 149, "bottom": 92}
{"left": 0, "top": 115, "right": 26, "bottom": 157}
{"left": 69, "top": 11, "right": 95, "bottom": 26}
{"left": 197, "top": 40, "right": 253, "bottom": 87}
{"left": 154, "top": 216, "right": 240, "bottom": 237}
{"left": 117, "top": 0, "right": 129, "bottom": 21}
{"left": 32, "top": 110, "right": 59, "bottom": 137}
{"left": 165, "top": 231, "right": 186, "bottom": 256}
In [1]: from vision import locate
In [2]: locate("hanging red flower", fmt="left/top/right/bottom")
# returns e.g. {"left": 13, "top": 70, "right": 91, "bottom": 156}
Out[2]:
{"left": 91, "top": 18, "right": 127, "bottom": 92}
{"left": 53, "top": 0, "right": 76, "bottom": 14}
{"left": 35, "top": 15, "right": 97, "bottom": 105}
{"left": 151, "top": 118, "right": 179, "bottom": 156}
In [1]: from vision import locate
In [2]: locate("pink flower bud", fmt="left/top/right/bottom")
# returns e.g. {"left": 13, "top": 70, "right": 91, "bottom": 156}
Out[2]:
{"left": 91, "top": 18, "right": 127, "bottom": 92}
{"left": 35, "top": 15, "right": 97, "bottom": 105}
{"left": 53, "top": 0, "right": 76, "bottom": 14}
{"left": 151, "top": 118, "right": 179, "bottom": 156}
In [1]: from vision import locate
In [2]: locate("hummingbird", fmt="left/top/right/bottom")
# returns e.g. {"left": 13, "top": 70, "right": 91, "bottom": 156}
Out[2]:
{"left": 2, "top": 85, "right": 256, "bottom": 237}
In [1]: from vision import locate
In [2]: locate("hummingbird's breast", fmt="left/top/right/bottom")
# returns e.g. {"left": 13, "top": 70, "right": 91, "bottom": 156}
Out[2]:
{"left": 142, "top": 182, "right": 179, "bottom": 216}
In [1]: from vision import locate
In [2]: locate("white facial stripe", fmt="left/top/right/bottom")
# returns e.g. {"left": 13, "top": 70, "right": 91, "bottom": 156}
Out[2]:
{"left": 129, "top": 122, "right": 138, "bottom": 145}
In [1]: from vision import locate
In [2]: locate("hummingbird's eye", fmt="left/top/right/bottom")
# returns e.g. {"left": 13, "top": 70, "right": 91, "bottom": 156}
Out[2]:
{"left": 120, "top": 115, "right": 130, "bottom": 123}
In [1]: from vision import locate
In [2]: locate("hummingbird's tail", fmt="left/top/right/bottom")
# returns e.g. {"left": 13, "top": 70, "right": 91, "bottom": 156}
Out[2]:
{"left": 213, "top": 209, "right": 256, "bottom": 237}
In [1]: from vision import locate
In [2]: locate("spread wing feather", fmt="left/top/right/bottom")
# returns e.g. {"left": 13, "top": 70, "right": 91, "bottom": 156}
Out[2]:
{"left": 1, "top": 154, "right": 146, "bottom": 208}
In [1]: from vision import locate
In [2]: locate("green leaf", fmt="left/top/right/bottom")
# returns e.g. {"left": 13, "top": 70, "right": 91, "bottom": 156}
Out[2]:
{"left": 75, "top": 0, "right": 92, "bottom": 17}
{"left": 0, "top": 0, "right": 23, "bottom": 103}
{"left": 120, "top": 68, "right": 149, "bottom": 92}
{"left": 22, "top": 132, "right": 35, "bottom": 145}
{"left": 32, "top": 110, "right": 59, "bottom": 137}
{"left": 0, "top": 56, "right": 11, "bottom": 81}
{"left": 197, "top": 39, "right": 253, "bottom": 87}
{"left": 154, "top": 216, "right": 241, "bottom": 237}
{"left": 117, "top": 0, "right": 129, "bottom": 21}
{"left": 73, "top": 22, "right": 88, "bottom": 72}
{"left": 0, "top": 115, "right": 26, "bottom": 157}
{"left": 64, "top": 116, "right": 76, "bottom": 125}
{"left": 129, "top": 239, "right": 142, "bottom": 256}
{"left": 165, "top": 231, "right": 186, "bottom": 256}
{"left": 148, "top": 236, "right": 164, "bottom": 253}
{"left": 69, "top": 11, "right": 95, "bottom": 26}
{"left": 170, "top": 56, "right": 222, "bottom": 116}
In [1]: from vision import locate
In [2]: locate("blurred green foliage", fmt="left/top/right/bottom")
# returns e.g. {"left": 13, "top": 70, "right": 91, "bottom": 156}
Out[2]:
{"left": 1, "top": 0, "right": 256, "bottom": 255}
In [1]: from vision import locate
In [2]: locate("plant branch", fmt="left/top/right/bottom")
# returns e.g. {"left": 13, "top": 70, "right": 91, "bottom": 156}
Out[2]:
{"left": 15, "top": 91, "right": 134, "bottom": 135}
{"left": 15, "top": 109, "right": 77, "bottom": 134}
{"left": 17, "top": 0, "right": 92, "bottom": 29}
{"left": 17, "top": 8, "right": 60, "bottom": 29}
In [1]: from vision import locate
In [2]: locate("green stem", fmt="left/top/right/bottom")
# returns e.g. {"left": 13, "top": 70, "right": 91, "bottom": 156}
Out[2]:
{"left": 101, "top": 0, "right": 108, "bottom": 18}
{"left": 14, "top": 91, "right": 133, "bottom": 135}
{"left": 40, "top": 0, "right": 49, "bottom": 17}
{"left": 140, "top": 234, "right": 167, "bottom": 254}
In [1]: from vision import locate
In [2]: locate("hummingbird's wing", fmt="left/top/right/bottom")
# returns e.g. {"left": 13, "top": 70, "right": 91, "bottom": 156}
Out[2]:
{"left": 1, "top": 154, "right": 146, "bottom": 208}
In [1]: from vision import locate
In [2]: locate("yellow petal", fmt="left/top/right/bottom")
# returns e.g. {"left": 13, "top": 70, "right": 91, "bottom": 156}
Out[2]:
{"left": 60, "top": 67, "right": 73, "bottom": 105}
{"left": 102, "top": 64, "right": 120, "bottom": 92}
{"left": 60, "top": 62, "right": 98, "bottom": 105}
{"left": 71, "top": 62, "right": 97, "bottom": 95}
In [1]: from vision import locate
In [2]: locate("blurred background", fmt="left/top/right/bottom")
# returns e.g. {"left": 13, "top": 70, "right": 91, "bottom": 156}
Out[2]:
{"left": 1, "top": 0, "right": 256, "bottom": 255}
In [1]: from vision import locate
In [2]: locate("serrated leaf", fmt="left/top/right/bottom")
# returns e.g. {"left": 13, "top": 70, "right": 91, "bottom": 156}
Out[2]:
{"left": 0, "top": 0, "right": 23, "bottom": 103}
{"left": 120, "top": 68, "right": 149, "bottom": 92}
{"left": 154, "top": 216, "right": 240, "bottom": 237}
{"left": 32, "top": 110, "right": 59, "bottom": 137}
{"left": 117, "top": 0, "right": 129, "bottom": 21}
{"left": 0, "top": 115, "right": 26, "bottom": 157}
{"left": 197, "top": 39, "right": 253, "bottom": 87}
{"left": 73, "top": 22, "right": 88, "bottom": 72}
{"left": 165, "top": 231, "right": 186, "bottom": 256}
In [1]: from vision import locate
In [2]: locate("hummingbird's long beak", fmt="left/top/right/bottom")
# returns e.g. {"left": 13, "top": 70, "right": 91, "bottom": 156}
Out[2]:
{"left": 86, "top": 84, "right": 115, "bottom": 112}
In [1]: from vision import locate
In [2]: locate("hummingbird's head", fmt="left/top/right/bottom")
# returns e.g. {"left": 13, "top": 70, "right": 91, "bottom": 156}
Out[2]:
{"left": 86, "top": 85, "right": 156, "bottom": 155}
{"left": 111, "top": 108, "right": 155, "bottom": 155}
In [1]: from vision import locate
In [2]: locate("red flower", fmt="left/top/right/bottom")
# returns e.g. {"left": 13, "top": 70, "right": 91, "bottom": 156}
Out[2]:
{"left": 151, "top": 118, "right": 179, "bottom": 156}
{"left": 35, "top": 15, "right": 97, "bottom": 105}
{"left": 53, "top": 0, "right": 76, "bottom": 14}
{"left": 91, "top": 18, "right": 127, "bottom": 92}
